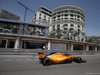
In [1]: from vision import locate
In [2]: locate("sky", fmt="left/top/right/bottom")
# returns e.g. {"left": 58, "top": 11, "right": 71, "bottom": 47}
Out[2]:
{"left": 0, "top": 0, "right": 100, "bottom": 36}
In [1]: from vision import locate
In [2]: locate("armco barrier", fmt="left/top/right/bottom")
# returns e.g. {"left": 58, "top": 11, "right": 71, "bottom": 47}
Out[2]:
{"left": 0, "top": 48, "right": 100, "bottom": 55}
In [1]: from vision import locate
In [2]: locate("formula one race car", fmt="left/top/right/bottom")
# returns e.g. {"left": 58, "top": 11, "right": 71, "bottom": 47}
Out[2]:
{"left": 38, "top": 52, "right": 86, "bottom": 66}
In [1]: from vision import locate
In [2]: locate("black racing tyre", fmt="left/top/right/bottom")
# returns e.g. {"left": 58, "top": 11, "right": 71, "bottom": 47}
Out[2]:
{"left": 75, "top": 57, "right": 83, "bottom": 63}
{"left": 43, "top": 58, "right": 51, "bottom": 66}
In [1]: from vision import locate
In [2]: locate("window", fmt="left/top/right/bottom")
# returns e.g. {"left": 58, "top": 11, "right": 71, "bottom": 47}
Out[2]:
{"left": 70, "top": 18, "right": 74, "bottom": 20}
{"left": 77, "top": 19, "right": 80, "bottom": 21}
{"left": 44, "top": 15, "right": 46, "bottom": 18}
{"left": 70, "top": 11, "right": 74, "bottom": 13}
{"left": 71, "top": 24, "right": 74, "bottom": 27}
{"left": 53, "top": 17, "right": 56, "bottom": 19}
{"left": 65, "top": 18, "right": 68, "bottom": 19}
{"left": 78, "top": 25, "right": 80, "bottom": 28}
{"left": 39, "top": 13, "right": 41, "bottom": 16}
{"left": 70, "top": 14, "right": 74, "bottom": 17}
{"left": 64, "top": 24, "right": 68, "bottom": 27}
{"left": 78, "top": 29, "right": 80, "bottom": 31}
{"left": 57, "top": 25, "right": 60, "bottom": 30}
{"left": 65, "top": 14, "right": 68, "bottom": 16}
{"left": 58, "top": 15, "right": 60, "bottom": 17}
{"left": 77, "top": 12, "right": 80, "bottom": 14}
{"left": 53, "top": 26, "right": 55, "bottom": 31}
{"left": 57, "top": 18, "right": 60, "bottom": 20}
{"left": 64, "top": 28, "right": 67, "bottom": 30}
{"left": 77, "top": 16, "right": 80, "bottom": 18}
{"left": 65, "top": 11, "right": 68, "bottom": 13}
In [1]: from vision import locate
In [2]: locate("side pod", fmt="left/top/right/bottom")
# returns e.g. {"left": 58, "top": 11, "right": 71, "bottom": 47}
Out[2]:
{"left": 38, "top": 52, "right": 46, "bottom": 59}
{"left": 82, "top": 59, "right": 86, "bottom": 63}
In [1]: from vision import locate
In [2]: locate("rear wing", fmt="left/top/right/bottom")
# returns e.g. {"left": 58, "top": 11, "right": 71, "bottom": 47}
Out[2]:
{"left": 38, "top": 52, "right": 46, "bottom": 59}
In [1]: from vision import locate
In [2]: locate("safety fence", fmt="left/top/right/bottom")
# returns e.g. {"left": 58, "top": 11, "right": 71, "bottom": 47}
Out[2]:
{"left": 0, "top": 48, "right": 100, "bottom": 55}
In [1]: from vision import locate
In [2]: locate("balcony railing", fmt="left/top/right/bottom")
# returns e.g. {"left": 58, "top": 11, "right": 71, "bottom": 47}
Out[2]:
{"left": 0, "top": 24, "right": 48, "bottom": 38}
{"left": 0, "top": 28, "right": 47, "bottom": 37}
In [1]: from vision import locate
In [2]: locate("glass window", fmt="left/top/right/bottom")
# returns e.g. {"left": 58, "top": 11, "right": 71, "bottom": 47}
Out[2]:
{"left": 58, "top": 15, "right": 60, "bottom": 17}
{"left": 39, "top": 13, "right": 41, "bottom": 16}
{"left": 77, "top": 15, "right": 80, "bottom": 18}
{"left": 57, "top": 25, "right": 60, "bottom": 30}
{"left": 65, "top": 11, "right": 68, "bottom": 13}
{"left": 70, "top": 14, "right": 74, "bottom": 17}
{"left": 65, "top": 14, "right": 68, "bottom": 16}
{"left": 78, "top": 25, "right": 80, "bottom": 28}
{"left": 64, "top": 28, "right": 67, "bottom": 30}
{"left": 44, "top": 15, "right": 46, "bottom": 18}
{"left": 64, "top": 24, "right": 68, "bottom": 26}
{"left": 71, "top": 24, "right": 74, "bottom": 27}
{"left": 53, "top": 26, "right": 55, "bottom": 31}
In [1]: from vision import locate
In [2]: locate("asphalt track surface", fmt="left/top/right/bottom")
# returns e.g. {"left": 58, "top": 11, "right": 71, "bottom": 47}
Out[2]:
{"left": 0, "top": 55, "right": 100, "bottom": 75}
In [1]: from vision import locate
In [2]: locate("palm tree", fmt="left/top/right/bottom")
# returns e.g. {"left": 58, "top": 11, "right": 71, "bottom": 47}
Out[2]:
{"left": 49, "top": 29, "right": 63, "bottom": 39}
{"left": 68, "top": 28, "right": 73, "bottom": 40}
{"left": 49, "top": 31, "right": 56, "bottom": 38}
{"left": 56, "top": 29, "right": 63, "bottom": 39}
{"left": 73, "top": 32, "right": 79, "bottom": 41}
{"left": 62, "top": 30, "right": 68, "bottom": 39}
{"left": 77, "top": 29, "right": 81, "bottom": 41}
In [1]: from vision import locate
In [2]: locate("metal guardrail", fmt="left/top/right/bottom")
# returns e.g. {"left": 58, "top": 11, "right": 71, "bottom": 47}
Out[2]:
{"left": 0, "top": 48, "right": 100, "bottom": 55}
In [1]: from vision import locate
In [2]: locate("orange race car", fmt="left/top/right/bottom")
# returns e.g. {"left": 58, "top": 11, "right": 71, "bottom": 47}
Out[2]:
{"left": 38, "top": 52, "right": 86, "bottom": 66}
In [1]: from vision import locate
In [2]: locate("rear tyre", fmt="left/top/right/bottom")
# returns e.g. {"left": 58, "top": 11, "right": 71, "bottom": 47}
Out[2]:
{"left": 43, "top": 58, "right": 51, "bottom": 66}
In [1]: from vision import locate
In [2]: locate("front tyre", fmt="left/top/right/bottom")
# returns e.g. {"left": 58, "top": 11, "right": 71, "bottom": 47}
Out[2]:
{"left": 75, "top": 57, "right": 83, "bottom": 63}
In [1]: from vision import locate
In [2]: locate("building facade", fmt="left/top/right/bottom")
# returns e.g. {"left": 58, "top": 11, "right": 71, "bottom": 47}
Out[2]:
{"left": 0, "top": 18, "right": 98, "bottom": 51}
{"left": 32, "top": 5, "right": 85, "bottom": 42}
{"left": 32, "top": 6, "right": 52, "bottom": 32}
{"left": 0, "top": 9, "right": 20, "bottom": 21}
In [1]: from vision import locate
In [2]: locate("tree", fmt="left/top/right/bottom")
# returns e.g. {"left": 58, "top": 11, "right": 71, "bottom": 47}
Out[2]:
{"left": 49, "top": 29, "right": 63, "bottom": 39}
{"left": 73, "top": 32, "right": 79, "bottom": 41}
{"left": 49, "top": 31, "right": 56, "bottom": 38}
{"left": 56, "top": 29, "right": 63, "bottom": 39}
{"left": 68, "top": 28, "right": 73, "bottom": 40}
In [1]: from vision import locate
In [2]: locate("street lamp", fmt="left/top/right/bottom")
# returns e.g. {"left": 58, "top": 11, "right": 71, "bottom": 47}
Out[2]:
{"left": 17, "top": 1, "right": 35, "bottom": 21}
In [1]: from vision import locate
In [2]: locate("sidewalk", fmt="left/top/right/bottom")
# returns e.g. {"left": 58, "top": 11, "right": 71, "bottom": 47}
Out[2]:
{"left": 0, "top": 55, "right": 39, "bottom": 59}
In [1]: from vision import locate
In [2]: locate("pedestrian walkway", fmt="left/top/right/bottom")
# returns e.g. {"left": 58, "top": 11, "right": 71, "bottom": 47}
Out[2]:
{"left": 0, "top": 55, "right": 39, "bottom": 59}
